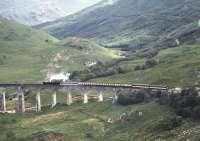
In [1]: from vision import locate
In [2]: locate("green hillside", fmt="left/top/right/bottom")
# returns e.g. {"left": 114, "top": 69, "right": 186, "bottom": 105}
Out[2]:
{"left": 89, "top": 40, "right": 200, "bottom": 87}
{"left": 0, "top": 17, "right": 120, "bottom": 83}
{"left": 53, "top": 37, "right": 120, "bottom": 72}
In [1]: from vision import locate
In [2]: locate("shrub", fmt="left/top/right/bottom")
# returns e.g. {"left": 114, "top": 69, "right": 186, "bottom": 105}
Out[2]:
{"left": 158, "top": 87, "right": 200, "bottom": 119}
{"left": 136, "top": 48, "right": 159, "bottom": 58}
{"left": 70, "top": 61, "right": 130, "bottom": 81}
{"left": 41, "top": 105, "right": 52, "bottom": 112}
{"left": 157, "top": 94, "right": 170, "bottom": 105}
{"left": 70, "top": 71, "right": 80, "bottom": 79}
{"left": 192, "top": 105, "right": 200, "bottom": 119}
{"left": 158, "top": 116, "right": 182, "bottom": 131}
{"left": 134, "top": 65, "right": 145, "bottom": 70}
{"left": 177, "top": 107, "right": 193, "bottom": 118}
{"left": 117, "top": 91, "right": 145, "bottom": 105}
{"left": 145, "top": 59, "right": 158, "bottom": 67}
{"left": 134, "top": 59, "right": 158, "bottom": 71}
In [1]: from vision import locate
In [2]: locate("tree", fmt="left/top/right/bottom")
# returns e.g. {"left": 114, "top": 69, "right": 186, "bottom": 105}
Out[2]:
{"left": 145, "top": 59, "right": 158, "bottom": 68}
{"left": 158, "top": 87, "right": 200, "bottom": 119}
{"left": 117, "top": 91, "right": 146, "bottom": 105}
{"left": 158, "top": 116, "right": 182, "bottom": 131}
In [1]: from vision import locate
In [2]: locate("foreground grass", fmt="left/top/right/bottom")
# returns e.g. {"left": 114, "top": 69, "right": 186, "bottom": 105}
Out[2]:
{"left": 1, "top": 101, "right": 200, "bottom": 141}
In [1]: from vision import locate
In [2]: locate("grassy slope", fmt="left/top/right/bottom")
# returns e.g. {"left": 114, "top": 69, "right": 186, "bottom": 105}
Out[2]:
{"left": 0, "top": 102, "right": 173, "bottom": 141}
{"left": 0, "top": 17, "right": 58, "bottom": 83}
{"left": 53, "top": 37, "right": 120, "bottom": 72}
{"left": 1, "top": 101, "right": 200, "bottom": 141}
{"left": 90, "top": 41, "right": 200, "bottom": 87}
{"left": 0, "top": 17, "right": 120, "bottom": 83}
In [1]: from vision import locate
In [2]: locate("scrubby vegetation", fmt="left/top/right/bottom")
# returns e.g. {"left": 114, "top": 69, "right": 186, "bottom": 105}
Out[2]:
{"left": 70, "top": 60, "right": 130, "bottom": 81}
{"left": 116, "top": 88, "right": 200, "bottom": 132}
{"left": 157, "top": 116, "right": 183, "bottom": 131}
{"left": 158, "top": 88, "right": 200, "bottom": 119}
{"left": 134, "top": 58, "right": 158, "bottom": 70}
{"left": 1, "top": 101, "right": 193, "bottom": 141}
{"left": 117, "top": 90, "right": 146, "bottom": 106}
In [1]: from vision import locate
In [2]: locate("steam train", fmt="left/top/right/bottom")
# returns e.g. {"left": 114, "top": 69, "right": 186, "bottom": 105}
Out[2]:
{"left": 42, "top": 81, "right": 168, "bottom": 90}
{"left": 43, "top": 80, "right": 78, "bottom": 85}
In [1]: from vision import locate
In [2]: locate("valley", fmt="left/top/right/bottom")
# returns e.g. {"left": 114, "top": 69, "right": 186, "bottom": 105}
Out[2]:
{"left": 91, "top": 41, "right": 200, "bottom": 87}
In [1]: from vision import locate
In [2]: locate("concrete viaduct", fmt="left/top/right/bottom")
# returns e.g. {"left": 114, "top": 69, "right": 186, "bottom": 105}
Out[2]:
{"left": 0, "top": 82, "right": 168, "bottom": 113}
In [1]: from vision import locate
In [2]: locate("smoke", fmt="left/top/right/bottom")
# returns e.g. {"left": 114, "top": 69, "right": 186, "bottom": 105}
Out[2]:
{"left": 46, "top": 72, "right": 71, "bottom": 82}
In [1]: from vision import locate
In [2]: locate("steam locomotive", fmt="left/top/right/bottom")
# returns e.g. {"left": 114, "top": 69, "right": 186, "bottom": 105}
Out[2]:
{"left": 43, "top": 80, "right": 62, "bottom": 85}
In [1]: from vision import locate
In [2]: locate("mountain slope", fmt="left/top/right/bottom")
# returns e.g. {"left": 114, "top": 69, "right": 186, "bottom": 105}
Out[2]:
{"left": 0, "top": 0, "right": 69, "bottom": 25}
{"left": 90, "top": 39, "right": 200, "bottom": 87}
{"left": 37, "top": 0, "right": 200, "bottom": 49}
{"left": 0, "top": 17, "right": 120, "bottom": 83}
{"left": 0, "top": 0, "right": 102, "bottom": 25}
